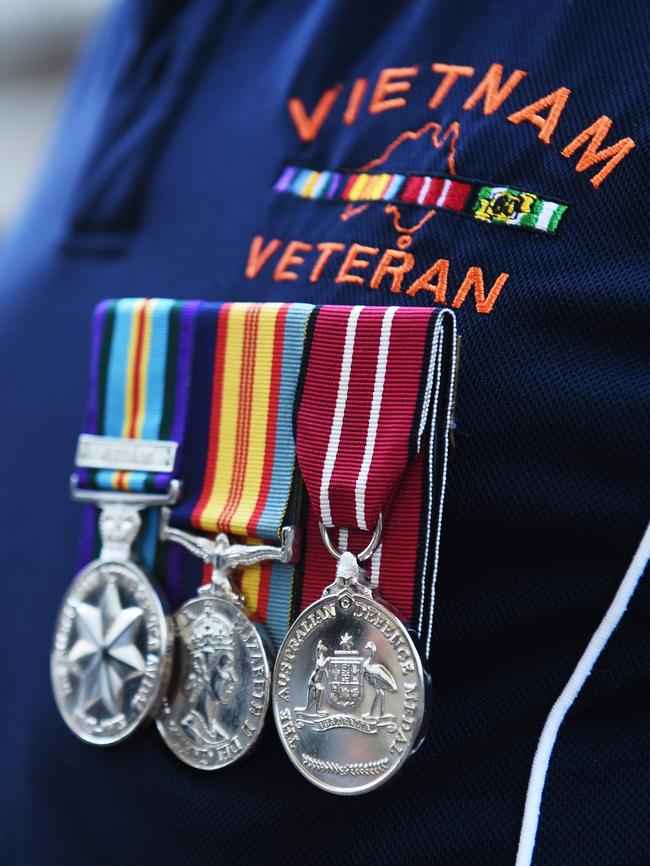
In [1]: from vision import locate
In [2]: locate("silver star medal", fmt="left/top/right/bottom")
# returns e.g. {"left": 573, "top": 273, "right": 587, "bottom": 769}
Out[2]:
{"left": 51, "top": 482, "right": 175, "bottom": 745}
{"left": 156, "top": 510, "right": 297, "bottom": 770}
{"left": 272, "top": 519, "right": 429, "bottom": 795}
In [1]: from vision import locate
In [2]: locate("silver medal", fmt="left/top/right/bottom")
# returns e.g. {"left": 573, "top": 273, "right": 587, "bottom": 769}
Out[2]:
{"left": 51, "top": 483, "right": 176, "bottom": 745}
{"left": 157, "top": 513, "right": 297, "bottom": 769}
{"left": 273, "top": 523, "right": 427, "bottom": 795}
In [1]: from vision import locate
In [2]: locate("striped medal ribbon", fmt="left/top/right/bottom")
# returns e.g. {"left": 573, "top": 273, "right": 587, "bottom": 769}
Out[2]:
{"left": 157, "top": 301, "right": 315, "bottom": 769}
{"left": 51, "top": 298, "right": 201, "bottom": 747}
{"left": 272, "top": 304, "right": 458, "bottom": 794}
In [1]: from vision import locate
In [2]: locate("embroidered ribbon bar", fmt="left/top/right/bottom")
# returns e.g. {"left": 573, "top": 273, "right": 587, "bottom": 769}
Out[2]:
{"left": 275, "top": 165, "right": 567, "bottom": 235}
{"left": 76, "top": 298, "right": 200, "bottom": 569}
{"left": 296, "top": 305, "right": 457, "bottom": 655}
{"left": 170, "top": 302, "right": 314, "bottom": 644}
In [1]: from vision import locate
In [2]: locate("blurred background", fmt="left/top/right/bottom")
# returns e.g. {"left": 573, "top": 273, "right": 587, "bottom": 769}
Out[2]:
{"left": 0, "top": 0, "right": 109, "bottom": 239}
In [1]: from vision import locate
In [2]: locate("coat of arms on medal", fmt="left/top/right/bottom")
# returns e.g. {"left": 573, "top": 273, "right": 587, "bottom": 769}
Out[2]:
{"left": 295, "top": 634, "right": 398, "bottom": 734}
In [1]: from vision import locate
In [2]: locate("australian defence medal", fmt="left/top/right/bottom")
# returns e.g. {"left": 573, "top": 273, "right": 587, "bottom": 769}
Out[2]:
{"left": 273, "top": 548, "right": 428, "bottom": 795}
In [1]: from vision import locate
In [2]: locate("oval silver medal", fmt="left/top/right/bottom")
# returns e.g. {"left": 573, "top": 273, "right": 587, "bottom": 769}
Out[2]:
{"left": 273, "top": 552, "right": 427, "bottom": 794}
{"left": 155, "top": 521, "right": 287, "bottom": 770}
{"left": 157, "top": 588, "right": 271, "bottom": 770}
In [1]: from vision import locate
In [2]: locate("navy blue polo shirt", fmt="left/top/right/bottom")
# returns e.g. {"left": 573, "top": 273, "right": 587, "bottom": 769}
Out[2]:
{"left": 0, "top": 1, "right": 648, "bottom": 863}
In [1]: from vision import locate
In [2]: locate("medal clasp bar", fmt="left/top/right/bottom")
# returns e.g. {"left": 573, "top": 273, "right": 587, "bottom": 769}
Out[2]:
{"left": 75, "top": 433, "right": 178, "bottom": 474}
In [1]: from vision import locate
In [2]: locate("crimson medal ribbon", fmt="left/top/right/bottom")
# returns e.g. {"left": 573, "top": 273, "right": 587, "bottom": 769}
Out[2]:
{"left": 296, "top": 305, "right": 457, "bottom": 655}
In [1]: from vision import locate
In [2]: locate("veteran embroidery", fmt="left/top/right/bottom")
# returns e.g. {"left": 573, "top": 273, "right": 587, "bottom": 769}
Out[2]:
{"left": 244, "top": 235, "right": 510, "bottom": 315}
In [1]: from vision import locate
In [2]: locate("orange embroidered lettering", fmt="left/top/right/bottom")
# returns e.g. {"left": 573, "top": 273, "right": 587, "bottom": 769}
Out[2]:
{"left": 245, "top": 236, "right": 282, "bottom": 279}
{"left": 451, "top": 267, "right": 509, "bottom": 314}
{"left": 463, "top": 64, "right": 527, "bottom": 115}
{"left": 561, "top": 115, "right": 636, "bottom": 189}
{"left": 287, "top": 85, "right": 342, "bottom": 143}
{"left": 406, "top": 259, "right": 449, "bottom": 302}
{"left": 370, "top": 250, "right": 415, "bottom": 293}
{"left": 310, "top": 242, "right": 345, "bottom": 282}
{"left": 369, "top": 67, "right": 419, "bottom": 115}
{"left": 245, "top": 235, "right": 508, "bottom": 314}
{"left": 344, "top": 78, "right": 369, "bottom": 125}
{"left": 335, "top": 243, "right": 379, "bottom": 285}
{"left": 429, "top": 63, "right": 475, "bottom": 109}
{"left": 507, "top": 87, "right": 571, "bottom": 144}
{"left": 273, "top": 241, "right": 313, "bottom": 281}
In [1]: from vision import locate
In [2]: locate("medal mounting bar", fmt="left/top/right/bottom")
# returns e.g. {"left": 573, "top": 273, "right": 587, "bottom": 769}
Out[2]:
{"left": 70, "top": 475, "right": 182, "bottom": 565}
{"left": 70, "top": 473, "right": 181, "bottom": 507}
{"left": 159, "top": 508, "right": 298, "bottom": 580}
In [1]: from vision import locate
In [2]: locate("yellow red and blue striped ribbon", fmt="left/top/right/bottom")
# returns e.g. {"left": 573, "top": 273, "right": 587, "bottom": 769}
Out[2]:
{"left": 171, "top": 301, "right": 314, "bottom": 645}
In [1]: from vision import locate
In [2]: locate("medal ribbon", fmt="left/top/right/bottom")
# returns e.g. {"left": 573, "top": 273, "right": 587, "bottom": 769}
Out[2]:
{"left": 78, "top": 297, "right": 200, "bottom": 493}
{"left": 77, "top": 297, "right": 200, "bottom": 566}
{"left": 170, "top": 302, "right": 314, "bottom": 645}
{"left": 296, "top": 305, "right": 457, "bottom": 655}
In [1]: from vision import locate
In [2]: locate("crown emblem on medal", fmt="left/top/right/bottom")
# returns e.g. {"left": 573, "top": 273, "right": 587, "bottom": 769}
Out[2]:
{"left": 181, "top": 608, "right": 234, "bottom": 652}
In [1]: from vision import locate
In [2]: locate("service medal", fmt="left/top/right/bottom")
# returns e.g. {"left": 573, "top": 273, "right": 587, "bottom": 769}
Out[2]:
{"left": 273, "top": 548, "right": 428, "bottom": 795}
{"left": 51, "top": 491, "right": 174, "bottom": 745}
{"left": 157, "top": 513, "right": 296, "bottom": 769}
{"left": 157, "top": 588, "right": 270, "bottom": 769}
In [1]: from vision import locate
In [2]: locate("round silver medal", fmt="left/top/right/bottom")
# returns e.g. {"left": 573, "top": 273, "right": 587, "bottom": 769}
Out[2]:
{"left": 51, "top": 502, "right": 172, "bottom": 745}
{"left": 51, "top": 557, "right": 171, "bottom": 745}
{"left": 157, "top": 588, "right": 271, "bottom": 770}
{"left": 273, "top": 551, "right": 427, "bottom": 795}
